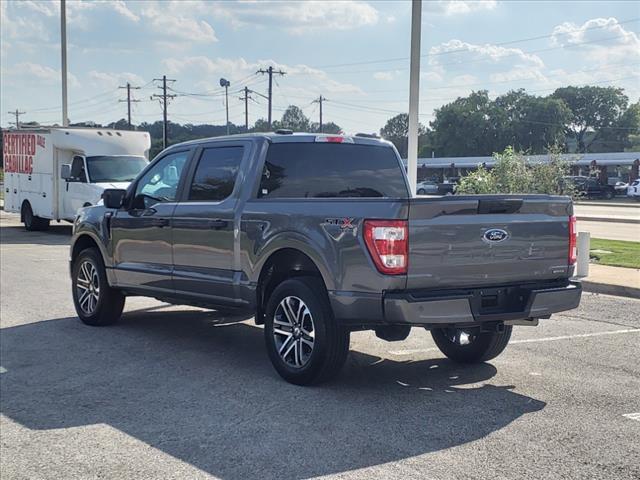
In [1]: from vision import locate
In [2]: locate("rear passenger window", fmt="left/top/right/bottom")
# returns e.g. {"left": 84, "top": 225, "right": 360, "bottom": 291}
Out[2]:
{"left": 189, "top": 146, "right": 243, "bottom": 201}
{"left": 259, "top": 143, "right": 408, "bottom": 198}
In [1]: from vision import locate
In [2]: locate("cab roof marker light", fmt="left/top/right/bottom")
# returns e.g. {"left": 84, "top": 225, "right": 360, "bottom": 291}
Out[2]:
{"left": 315, "top": 135, "right": 354, "bottom": 144}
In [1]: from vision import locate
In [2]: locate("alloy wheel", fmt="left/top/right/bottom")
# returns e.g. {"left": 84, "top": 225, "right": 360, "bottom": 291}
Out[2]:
{"left": 76, "top": 260, "right": 100, "bottom": 315}
{"left": 273, "top": 295, "right": 315, "bottom": 368}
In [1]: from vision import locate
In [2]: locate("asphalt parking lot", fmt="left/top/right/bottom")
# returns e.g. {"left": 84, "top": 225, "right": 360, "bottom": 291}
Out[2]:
{"left": 1, "top": 210, "right": 639, "bottom": 480}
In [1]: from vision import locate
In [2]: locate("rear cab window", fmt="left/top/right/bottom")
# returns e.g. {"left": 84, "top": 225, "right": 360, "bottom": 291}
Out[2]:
{"left": 189, "top": 146, "right": 244, "bottom": 201}
{"left": 258, "top": 142, "right": 409, "bottom": 199}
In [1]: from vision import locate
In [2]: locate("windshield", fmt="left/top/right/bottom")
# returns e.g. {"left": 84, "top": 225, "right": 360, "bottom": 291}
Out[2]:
{"left": 86, "top": 155, "right": 148, "bottom": 183}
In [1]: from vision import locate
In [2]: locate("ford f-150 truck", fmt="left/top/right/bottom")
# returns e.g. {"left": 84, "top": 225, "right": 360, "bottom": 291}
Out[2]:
{"left": 70, "top": 132, "right": 582, "bottom": 385}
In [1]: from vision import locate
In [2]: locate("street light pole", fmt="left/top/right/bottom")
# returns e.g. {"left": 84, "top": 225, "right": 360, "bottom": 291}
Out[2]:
{"left": 60, "top": 0, "right": 69, "bottom": 126}
{"left": 220, "top": 78, "right": 231, "bottom": 135}
{"left": 407, "top": 0, "right": 422, "bottom": 196}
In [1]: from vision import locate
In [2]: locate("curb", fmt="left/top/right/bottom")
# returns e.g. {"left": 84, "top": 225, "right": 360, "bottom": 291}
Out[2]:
{"left": 581, "top": 280, "right": 640, "bottom": 299}
{"left": 576, "top": 215, "right": 640, "bottom": 225}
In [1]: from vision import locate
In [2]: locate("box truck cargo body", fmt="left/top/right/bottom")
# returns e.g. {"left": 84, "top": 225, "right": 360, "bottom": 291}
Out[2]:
{"left": 2, "top": 128, "right": 150, "bottom": 230}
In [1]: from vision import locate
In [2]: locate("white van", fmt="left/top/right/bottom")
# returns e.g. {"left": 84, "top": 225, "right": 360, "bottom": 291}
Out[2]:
{"left": 2, "top": 127, "right": 150, "bottom": 230}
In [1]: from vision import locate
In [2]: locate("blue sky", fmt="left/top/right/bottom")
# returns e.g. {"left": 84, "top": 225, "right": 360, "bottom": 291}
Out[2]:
{"left": 1, "top": 0, "right": 639, "bottom": 133}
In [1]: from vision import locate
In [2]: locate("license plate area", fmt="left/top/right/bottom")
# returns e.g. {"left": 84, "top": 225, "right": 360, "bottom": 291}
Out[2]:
{"left": 470, "top": 286, "right": 531, "bottom": 318}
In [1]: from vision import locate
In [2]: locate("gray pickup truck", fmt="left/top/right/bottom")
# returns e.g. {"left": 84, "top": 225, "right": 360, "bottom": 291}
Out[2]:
{"left": 70, "top": 132, "right": 581, "bottom": 385}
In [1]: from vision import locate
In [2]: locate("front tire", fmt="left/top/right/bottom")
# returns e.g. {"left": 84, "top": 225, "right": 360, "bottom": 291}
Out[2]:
{"left": 72, "top": 248, "right": 125, "bottom": 326}
{"left": 431, "top": 325, "right": 512, "bottom": 363}
{"left": 264, "top": 277, "right": 350, "bottom": 385}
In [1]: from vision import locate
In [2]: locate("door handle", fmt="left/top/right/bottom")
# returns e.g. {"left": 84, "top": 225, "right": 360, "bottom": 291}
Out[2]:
{"left": 208, "top": 219, "right": 228, "bottom": 229}
{"left": 151, "top": 218, "right": 170, "bottom": 228}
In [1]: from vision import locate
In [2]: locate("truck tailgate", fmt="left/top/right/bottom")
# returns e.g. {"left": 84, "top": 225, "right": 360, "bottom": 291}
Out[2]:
{"left": 407, "top": 195, "right": 573, "bottom": 290}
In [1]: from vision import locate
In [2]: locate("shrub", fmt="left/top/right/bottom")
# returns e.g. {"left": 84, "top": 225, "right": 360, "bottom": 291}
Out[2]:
{"left": 455, "top": 147, "right": 574, "bottom": 197}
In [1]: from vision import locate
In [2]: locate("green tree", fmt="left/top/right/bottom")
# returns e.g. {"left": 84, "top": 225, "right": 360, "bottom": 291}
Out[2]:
{"left": 552, "top": 86, "right": 629, "bottom": 152}
{"left": 252, "top": 118, "right": 271, "bottom": 132}
{"left": 493, "top": 89, "right": 572, "bottom": 153}
{"left": 429, "top": 91, "right": 496, "bottom": 157}
{"left": 278, "top": 105, "right": 310, "bottom": 132}
{"left": 592, "top": 100, "right": 640, "bottom": 152}
{"left": 310, "top": 121, "right": 342, "bottom": 134}
{"left": 379, "top": 113, "right": 426, "bottom": 157}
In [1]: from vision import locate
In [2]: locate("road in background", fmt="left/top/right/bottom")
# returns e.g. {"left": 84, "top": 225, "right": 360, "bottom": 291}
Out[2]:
{"left": 577, "top": 220, "right": 639, "bottom": 242}
{"left": 574, "top": 203, "right": 639, "bottom": 223}
{"left": 1, "top": 210, "right": 639, "bottom": 480}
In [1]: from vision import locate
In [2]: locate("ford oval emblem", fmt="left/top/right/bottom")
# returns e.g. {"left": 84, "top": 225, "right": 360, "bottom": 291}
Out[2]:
{"left": 483, "top": 228, "right": 509, "bottom": 244}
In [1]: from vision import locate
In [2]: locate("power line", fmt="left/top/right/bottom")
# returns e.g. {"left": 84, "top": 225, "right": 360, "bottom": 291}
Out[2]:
{"left": 257, "top": 66, "right": 286, "bottom": 128}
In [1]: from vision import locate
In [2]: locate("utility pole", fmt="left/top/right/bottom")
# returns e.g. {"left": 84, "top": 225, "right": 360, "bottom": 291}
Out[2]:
{"left": 239, "top": 86, "right": 252, "bottom": 131}
{"left": 256, "top": 66, "right": 286, "bottom": 129}
{"left": 119, "top": 82, "right": 141, "bottom": 128}
{"left": 60, "top": 0, "right": 69, "bottom": 126}
{"left": 151, "top": 75, "right": 176, "bottom": 149}
{"left": 312, "top": 95, "right": 326, "bottom": 133}
{"left": 8, "top": 109, "right": 26, "bottom": 129}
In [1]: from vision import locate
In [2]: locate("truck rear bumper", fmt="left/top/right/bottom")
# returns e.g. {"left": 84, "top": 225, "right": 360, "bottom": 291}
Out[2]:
{"left": 383, "top": 281, "right": 582, "bottom": 326}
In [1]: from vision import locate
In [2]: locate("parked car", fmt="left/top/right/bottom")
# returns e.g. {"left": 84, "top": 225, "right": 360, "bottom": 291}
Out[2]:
{"left": 614, "top": 181, "right": 629, "bottom": 196}
{"left": 416, "top": 180, "right": 438, "bottom": 195}
{"left": 627, "top": 180, "right": 640, "bottom": 201}
{"left": 563, "top": 176, "right": 615, "bottom": 200}
{"left": 70, "top": 132, "right": 582, "bottom": 385}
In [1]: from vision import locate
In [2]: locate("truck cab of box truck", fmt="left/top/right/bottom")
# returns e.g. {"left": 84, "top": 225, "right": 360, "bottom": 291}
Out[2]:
{"left": 2, "top": 128, "right": 150, "bottom": 230}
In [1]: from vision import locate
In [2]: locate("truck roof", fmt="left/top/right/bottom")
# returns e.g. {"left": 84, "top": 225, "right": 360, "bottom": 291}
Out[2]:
{"left": 168, "top": 132, "right": 393, "bottom": 150}
{"left": 2, "top": 127, "right": 150, "bottom": 157}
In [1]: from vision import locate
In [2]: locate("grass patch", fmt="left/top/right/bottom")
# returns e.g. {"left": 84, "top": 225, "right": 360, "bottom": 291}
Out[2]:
{"left": 590, "top": 238, "right": 640, "bottom": 269}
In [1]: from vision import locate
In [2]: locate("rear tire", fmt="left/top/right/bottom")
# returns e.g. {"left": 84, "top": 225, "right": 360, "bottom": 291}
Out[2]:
{"left": 604, "top": 190, "right": 614, "bottom": 200}
{"left": 72, "top": 248, "right": 125, "bottom": 326}
{"left": 417, "top": 188, "right": 426, "bottom": 195}
{"left": 22, "top": 201, "right": 49, "bottom": 231}
{"left": 264, "top": 277, "right": 350, "bottom": 385}
{"left": 431, "top": 325, "right": 512, "bottom": 363}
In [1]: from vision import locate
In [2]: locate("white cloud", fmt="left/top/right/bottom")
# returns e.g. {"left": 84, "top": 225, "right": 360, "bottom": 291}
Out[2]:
{"left": 9, "top": 62, "right": 79, "bottom": 87}
{"left": 550, "top": 17, "right": 640, "bottom": 64}
{"left": 373, "top": 70, "right": 401, "bottom": 81}
{"left": 162, "top": 56, "right": 364, "bottom": 96}
{"left": 428, "top": 39, "right": 545, "bottom": 76}
{"left": 426, "top": 1, "right": 497, "bottom": 16}
{"left": 88, "top": 71, "right": 146, "bottom": 89}
{"left": 203, "top": 0, "right": 379, "bottom": 34}
{"left": 140, "top": 2, "right": 217, "bottom": 43}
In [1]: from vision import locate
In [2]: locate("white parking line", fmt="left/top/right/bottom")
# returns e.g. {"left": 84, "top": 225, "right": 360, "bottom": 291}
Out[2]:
{"left": 389, "top": 328, "right": 640, "bottom": 356}
{"left": 622, "top": 413, "right": 640, "bottom": 422}
{"left": 510, "top": 329, "right": 640, "bottom": 344}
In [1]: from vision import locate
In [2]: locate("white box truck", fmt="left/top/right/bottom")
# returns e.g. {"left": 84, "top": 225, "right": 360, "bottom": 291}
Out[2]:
{"left": 2, "top": 127, "right": 150, "bottom": 230}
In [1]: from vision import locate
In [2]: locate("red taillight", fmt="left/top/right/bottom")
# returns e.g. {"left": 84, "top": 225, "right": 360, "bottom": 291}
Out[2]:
{"left": 363, "top": 220, "right": 408, "bottom": 275}
{"left": 569, "top": 215, "right": 577, "bottom": 265}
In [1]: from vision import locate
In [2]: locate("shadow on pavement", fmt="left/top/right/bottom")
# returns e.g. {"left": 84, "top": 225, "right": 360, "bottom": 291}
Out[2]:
{"left": 0, "top": 309, "right": 545, "bottom": 479}
{"left": 0, "top": 224, "right": 72, "bottom": 246}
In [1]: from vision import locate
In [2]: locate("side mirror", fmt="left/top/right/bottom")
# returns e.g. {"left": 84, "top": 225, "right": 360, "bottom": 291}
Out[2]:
{"left": 61, "top": 164, "right": 71, "bottom": 180}
{"left": 102, "top": 189, "right": 127, "bottom": 209}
